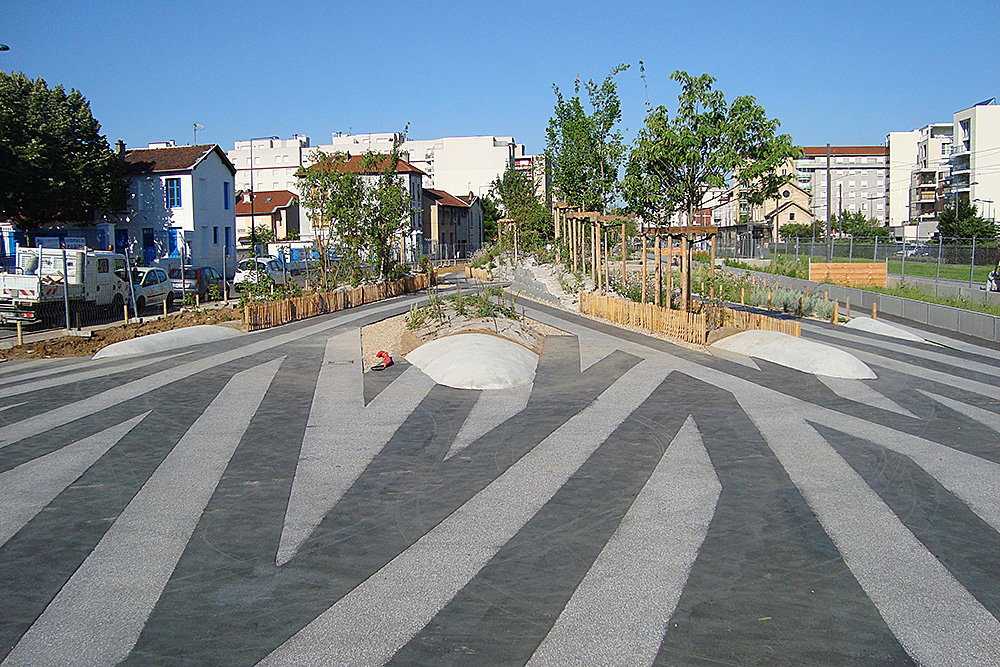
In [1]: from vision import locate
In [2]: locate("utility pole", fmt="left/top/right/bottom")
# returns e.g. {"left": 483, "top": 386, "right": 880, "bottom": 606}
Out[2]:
{"left": 826, "top": 143, "right": 832, "bottom": 260}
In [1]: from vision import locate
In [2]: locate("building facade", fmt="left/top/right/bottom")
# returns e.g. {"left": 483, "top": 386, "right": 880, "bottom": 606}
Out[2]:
{"left": 792, "top": 146, "right": 889, "bottom": 224}
{"left": 235, "top": 190, "right": 300, "bottom": 247}
{"left": 121, "top": 142, "right": 237, "bottom": 277}
{"left": 950, "top": 99, "right": 1000, "bottom": 222}
{"left": 421, "top": 189, "right": 483, "bottom": 259}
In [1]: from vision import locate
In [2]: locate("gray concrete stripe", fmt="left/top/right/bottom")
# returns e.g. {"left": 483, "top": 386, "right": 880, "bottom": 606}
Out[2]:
{"left": 257, "top": 358, "right": 674, "bottom": 667}
{"left": 739, "top": 392, "right": 1000, "bottom": 667}
{"left": 918, "top": 389, "right": 1000, "bottom": 435}
{"left": 0, "top": 353, "right": 188, "bottom": 399}
{"left": 0, "top": 402, "right": 24, "bottom": 413}
{"left": 0, "top": 296, "right": 415, "bottom": 448}
{"left": 526, "top": 416, "right": 720, "bottom": 667}
{"left": 801, "top": 318, "right": 994, "bottom": 359}
{"left": 1, "top": 358, "right": 281, "bottom": 667}
{"left": 276, "top": 332, "right": 436, "bottom": 566}
{"left": 801, "top": 404, "right": 1000, "bottom": 535}
{"left": 0, "top": 413, "right": 149, "bottom": 547}
{"left": 445, "top": 384, "right": 532, "bottom": 460}
{"left": 817, "top": 376, "right": 918, "bottom": 418}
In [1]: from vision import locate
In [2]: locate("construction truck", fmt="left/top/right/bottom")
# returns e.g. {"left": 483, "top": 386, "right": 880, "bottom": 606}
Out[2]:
{"left": 0, "top": 247, "right": 131, "bottom": 325}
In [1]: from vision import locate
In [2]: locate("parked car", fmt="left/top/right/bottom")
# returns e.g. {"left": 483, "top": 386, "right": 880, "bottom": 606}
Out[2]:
{"left": 233, "top": 257, "right": 288, "bottom": 290}
{"left": 168, "top": 266, "right": 229, "bottom": 301}
{"left": 129, "top": 267, "right": 173, "bottom": 312}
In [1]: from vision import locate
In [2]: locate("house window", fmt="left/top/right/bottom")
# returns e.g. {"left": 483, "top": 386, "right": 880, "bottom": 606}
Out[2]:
{"left": 789, "top": 212, "right": 796, "bottom": 221}
{"left": 223, "top": 183, "right": 230, "bottom": 210}
{"left": 166, "top": 178, "right": 182, "bottom": 208}
{"left": 213, "top": 226, "right": 219, "bottom": 245}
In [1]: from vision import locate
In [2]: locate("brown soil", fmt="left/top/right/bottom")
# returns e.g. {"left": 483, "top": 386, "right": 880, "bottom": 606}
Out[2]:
{"left": 0, "top": 307, "right": 244, "bottom": 360}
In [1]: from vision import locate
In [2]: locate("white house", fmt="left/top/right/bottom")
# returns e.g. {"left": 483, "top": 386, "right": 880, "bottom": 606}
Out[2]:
{"left": 121, "top": 142, "right": 237, "bottom": 277}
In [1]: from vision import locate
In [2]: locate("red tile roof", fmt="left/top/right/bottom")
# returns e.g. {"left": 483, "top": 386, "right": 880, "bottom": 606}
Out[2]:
{"left": 124, "top": 144, "right": 237, "bottom": 175}
{"left": 299, "top": 153, "right": 426, "bottom": 176}
{"left": 235, "top": 190, "right": 298, "bottom": 216}
{"left": 425, "top": 188, "right": 471, "bottom": 208}
{"left": 800, "top": 146, "right": 888, "bottom": 156}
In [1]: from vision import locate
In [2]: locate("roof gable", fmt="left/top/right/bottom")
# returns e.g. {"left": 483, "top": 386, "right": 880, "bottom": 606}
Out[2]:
{"left": 300, "top": 153, "right": 426, "bottom": 177}
{"left": 235, "top": 190, "right": 298, "bottom": 216}
{"left": 766, "top": 201, "right": 813, "bottom": 219}
{"left": 424, "top": 188, "right": 471, "bottom": 208}
{"left": 124, "top": 144, "right": 236, "bottom": 176}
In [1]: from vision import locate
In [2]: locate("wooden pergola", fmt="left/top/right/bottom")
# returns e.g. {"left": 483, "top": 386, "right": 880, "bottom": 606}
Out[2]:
{"left": 640, "top": 224, "right": 718, "bottom": 310}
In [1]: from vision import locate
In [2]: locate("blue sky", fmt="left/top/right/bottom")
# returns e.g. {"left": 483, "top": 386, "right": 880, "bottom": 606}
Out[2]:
{"left": 2, "top": 0, "right": 998, "bottom": 154}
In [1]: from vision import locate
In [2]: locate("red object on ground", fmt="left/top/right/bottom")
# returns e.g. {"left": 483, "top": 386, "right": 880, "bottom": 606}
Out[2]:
{"left": 375, "top": 350, "right": 393, "bottom": 368}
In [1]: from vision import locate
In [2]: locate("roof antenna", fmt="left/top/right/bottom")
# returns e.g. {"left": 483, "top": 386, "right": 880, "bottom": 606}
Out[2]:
{"left": 193, "top": 123, "right": 204, "bottom": 145}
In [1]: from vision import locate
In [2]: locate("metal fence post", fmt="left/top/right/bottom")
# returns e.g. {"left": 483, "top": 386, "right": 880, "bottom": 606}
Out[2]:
{"left": 936, "top": 237, "right": 943, "bottom": 283}
{"left": 970, "top": 236, "right": 977, "bottom": 288}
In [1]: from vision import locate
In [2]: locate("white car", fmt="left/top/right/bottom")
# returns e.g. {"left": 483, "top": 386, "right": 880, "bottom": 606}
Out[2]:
{"left": 129, "top": 267, "right": 174, "bottom": 312}
{"left": 233, "top": 257, "right": 288, "bottom": 290}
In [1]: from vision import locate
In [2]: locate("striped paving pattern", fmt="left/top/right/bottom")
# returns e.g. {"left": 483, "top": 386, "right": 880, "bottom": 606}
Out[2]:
{"left": 0, "top": 292, "right": 998, "bottom": 666}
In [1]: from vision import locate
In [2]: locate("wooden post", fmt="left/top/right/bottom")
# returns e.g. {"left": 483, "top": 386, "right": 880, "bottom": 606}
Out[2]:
{"left": 845, "top": 295, "right": 850, "bottom": 319}
{"left": 244, "top": 302, "right": 250, "bottom": 332}
{"left": 621, "top": 222, "right": 627, "bottom": 290}
{"left": 16, "top": 320, "right": 22, "bottom": 346}
{"left": 163, "top": 299, "right": 168, "bottom": 317}
{"left": 654, "top": 234, "right": 662, "bottom": 306}
{"left": 798, "top": 297, "right": 803, "bottom": 317}
{"left": 831, "top": 301, "right": 839, "bottom": 324}
{"left": 681, "top": 234, "right": 689, "bottom": 311}
{"left": 872, "top": 302, "right": 878, "bottom": 319}
{"left": 741, "top": 287, "right": 745, "bottom": 305}
{"left": 666, "top": 235, "right": 674, "bottom": 309}
{"left": 767, "top": 291, "right": 772, "bottom": 311}
{"left": 195, "top": 294, "right": 200, "bottom": 309}
{"left": 123, "top": 302, "right": 129, "bottom": 325}
{"left": 641, "top": 234, "right": 647, "bottom": 304}
{"left": 710, "top": 233, "right": 717, "bottom": 299}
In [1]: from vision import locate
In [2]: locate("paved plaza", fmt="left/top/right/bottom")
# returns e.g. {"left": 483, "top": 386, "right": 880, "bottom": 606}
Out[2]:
{"left": 1, "top": 286, "right": 999, "bottom": 666}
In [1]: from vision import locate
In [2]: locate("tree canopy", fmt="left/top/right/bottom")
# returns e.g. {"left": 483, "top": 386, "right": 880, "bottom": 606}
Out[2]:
{"left": 0, "top": 72, "right": 125, "bottom": 228}
{"left": 545, "top": 65, "right": 629, "bottom": 213}
{"left": 490, "top": 163, "right": 551, "bottom": 248}
{"left": 934, "top": 199, "right": 997, "bottom": 242}
{"left": 623, "top": 70, "right": 797, "bottom": 226}
{"left": 297, "top": 143, "right": 411, "bottom": 283}
{"left": 830, "top": 211, "right": 893, "bottom": 240}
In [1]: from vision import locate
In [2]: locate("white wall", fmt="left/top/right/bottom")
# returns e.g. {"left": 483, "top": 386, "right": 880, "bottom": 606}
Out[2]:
{"left": 886, "top": 131, "right": 918, "bottom": 226}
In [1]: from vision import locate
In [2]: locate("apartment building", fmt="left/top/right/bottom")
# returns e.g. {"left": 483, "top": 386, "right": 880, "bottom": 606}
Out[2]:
{"left": 792, "top": 146, "right": 889, "bottom": 224}
{"left": 950, "top": 99, "right": 1000, "bottom": 221}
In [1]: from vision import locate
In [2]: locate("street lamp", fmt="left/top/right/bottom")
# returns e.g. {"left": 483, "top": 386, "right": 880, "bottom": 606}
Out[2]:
{"left": 247, "top": 136, "right": 278, "bottom": 257}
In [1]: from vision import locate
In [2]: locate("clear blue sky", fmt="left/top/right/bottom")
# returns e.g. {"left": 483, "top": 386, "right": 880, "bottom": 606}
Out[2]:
{"left": 2, "top": 0, "right": 998, "bottom": 155}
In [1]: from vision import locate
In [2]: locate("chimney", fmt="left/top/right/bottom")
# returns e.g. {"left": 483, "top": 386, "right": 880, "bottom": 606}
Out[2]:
{"left": 115, "top": 139, "right": 126, "bottom": 155}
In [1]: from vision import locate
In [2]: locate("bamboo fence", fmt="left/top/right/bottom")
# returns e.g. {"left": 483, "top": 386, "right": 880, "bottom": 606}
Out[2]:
{"left": 465, "top": 266, "right": 492, "bottom": 282}
{"left": 580, "top": 292, "right": 801, "bottom": 345}
{"left": 244, "top": 273, "right": 431, "bottom": 332}
{"left": 580, "top": 292, "right": 708, "bottom": 345}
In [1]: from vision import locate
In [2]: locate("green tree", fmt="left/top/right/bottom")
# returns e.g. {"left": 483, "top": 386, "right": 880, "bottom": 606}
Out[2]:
{"left": 358, "top": 147, "right": 412, "bottom": 280}
{"left": 935, "top": 199, "right": 997, "bottom": 242}
{"left": 624, "top": 70, "right": 797, "bottom": 227}
{"left": 490, "top": 164, "right": 551, "bottom": 248}
{"left": 0, "top": 72, "right": 125, "bottom": 227}
{"left": 779, "top": 221, "right": 825, "bottom": 239}
{"left": 480, "top": 195, "right": 501, "bottom": 243}
{"left": 830, "top": 211, "right": 892, "bottom": 240}
{"left": 545, "top": 65, "right": 629, "bottom": 213}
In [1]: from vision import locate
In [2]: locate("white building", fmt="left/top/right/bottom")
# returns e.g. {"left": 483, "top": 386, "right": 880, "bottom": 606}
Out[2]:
{"left": 792, "top": 146, "right": 889, "bottom": 224}
{"left": 229, "top": 133, "right": 527, "bottom": 239}
{"left": 121, "top": 142, "right": 237, "bottom": 277}
{"left": 950, "top": 98, "right": 1000, "bottom": 222}
{"left": 885, "top": 124, "right": 954, "bottom": 239}
{"left": 885, "top": 130, "right": 920, "bottom": 228}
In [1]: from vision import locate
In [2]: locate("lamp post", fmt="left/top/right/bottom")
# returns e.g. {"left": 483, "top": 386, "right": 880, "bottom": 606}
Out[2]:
{"left": 247, "top": 136, "right": 279, "bottom": 257}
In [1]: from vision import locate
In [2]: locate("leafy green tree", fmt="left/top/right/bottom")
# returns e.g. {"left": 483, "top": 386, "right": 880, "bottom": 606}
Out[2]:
{"left": 481, "top": 195, "right": 501, "bottom": 243}
{"left": 0, "top": 72, "right": 125, "bottom": 227}
{"left": 251, "top": 224, "right": 276, "bottom": 245}
{"left": 490, "top": 164, "right": 552, "bottom": 248}
{"left": 779, "top": 221, "right": 825, "bottom": 239}
{"left": 624, "top": 70, "right": 796, "bottom": 227}
{"left": 297, "top": 143, "right": 411, "bottom": 283}
{"left": 935, "top": 199, "right": 997, "bottom": 242}
{"left": 830, "top": 211, "right": 892, "bottom": 240}
{"left": 545, "top": 65, "right": 629, "bottom": 213}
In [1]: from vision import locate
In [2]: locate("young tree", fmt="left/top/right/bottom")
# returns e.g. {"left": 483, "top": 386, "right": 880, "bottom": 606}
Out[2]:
{"left": 831, "top": 211, "right": 892, "bottom": 240}
{"left": 490, "top": 164, "right": 551, "bottom": 248}
{"left": 546, "top": 65, "right": 629, "bottom": 213}
{"left": 0, "top": 72, "right": 126, "bottom": 227}
{"left": 358, "top": 148, "right": 412, "bottom": 280}
{"left": 480, "top": 195, "right": 501, "bottom": 243}
{"left": 624, "top": 70, "right": 797, "bottom": 227}
{"left": 935, "top": 199, "right": 997, "bottom": 242}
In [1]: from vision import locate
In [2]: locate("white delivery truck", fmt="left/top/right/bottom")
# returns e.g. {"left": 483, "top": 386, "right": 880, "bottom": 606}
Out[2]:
{"left": 0, "top": 247, "right": 131, "bottom": 324}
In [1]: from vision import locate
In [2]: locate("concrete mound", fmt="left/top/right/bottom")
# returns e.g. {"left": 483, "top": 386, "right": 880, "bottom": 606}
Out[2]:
{"left": 844, "top": 316, "right": 924, "bottom": 341}
{"left": 404, "top": 333, "right": 538, "bottom": 390}
{"left": 93, "top": 325, "right": 242, "bottom": 359}
{"left": 711, "top": 329, "right": 876, "bottom": 379}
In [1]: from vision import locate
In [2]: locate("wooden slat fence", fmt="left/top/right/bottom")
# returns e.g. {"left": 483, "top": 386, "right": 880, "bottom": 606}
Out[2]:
{"left": 580, "top": 292, "right": 801, "bottom": 345}
{"left": 808, "top": 262, "right": 887, "bottom": 287}
{"left": 580, "top": 292, "right": 708, "bottom": 345}
{"left": 244, "top": 273, "right": 431, "bottom": 332}
{"left": 712, "top": 306, "right": 801, "bottom": 337}
{"left": 465, "top": 266, "right": 492, "bottom": 282}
